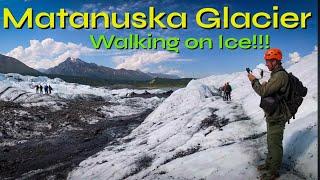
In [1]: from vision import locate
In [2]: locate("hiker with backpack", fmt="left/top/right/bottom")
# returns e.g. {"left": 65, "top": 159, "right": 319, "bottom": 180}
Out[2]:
{"left": 225, "top": 82, "right": 232, "bottom": 101}
{"left": 247, "top": 48, "right": 307, "bottom": 180}
{"left": 222, "top": 83, "right": 227, "bottom": 100}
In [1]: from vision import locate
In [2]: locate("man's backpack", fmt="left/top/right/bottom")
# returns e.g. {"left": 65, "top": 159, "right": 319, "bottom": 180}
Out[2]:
{"left": 226, "top": 85, "right": 232, "bottom": 92}
{"left": 282, "top": 71, "right": 308, "bottom": 120}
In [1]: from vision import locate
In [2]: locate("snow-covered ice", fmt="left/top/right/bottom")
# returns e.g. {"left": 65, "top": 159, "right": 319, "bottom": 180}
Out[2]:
{"left": 0, "top": 72, "right": 168, "bottom": 149}
{"left": 0, "top": 73, "right": 166, "bottom": 115}
{"left": 68, "top": 49, "right": 317, "bottom": 180}
{"left": 0, "top": 73, "right": 165, "bottom": 101}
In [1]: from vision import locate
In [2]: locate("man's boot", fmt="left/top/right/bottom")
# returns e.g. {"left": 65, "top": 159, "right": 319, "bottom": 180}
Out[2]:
{"left": 257, "top": 164, "right": 269, "bottom": 171}
{"left": 260, "top": 171, "right": 280, "bottom": 180}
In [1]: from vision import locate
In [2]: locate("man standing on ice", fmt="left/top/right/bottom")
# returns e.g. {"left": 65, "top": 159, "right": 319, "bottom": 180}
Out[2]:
{"left": 48, "top": 85, "right": 53, "bottom": 94}
{"left": 247, "top": 48, "right": 291, "bottom": 180}
{"left": 225, "top": 82, "right": 232, "bottom": 101}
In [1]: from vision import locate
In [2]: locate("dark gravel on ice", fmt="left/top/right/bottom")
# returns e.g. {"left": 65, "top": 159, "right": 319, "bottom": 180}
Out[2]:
{"left": 0, "top": 97, "right": 155, "bottom": 180}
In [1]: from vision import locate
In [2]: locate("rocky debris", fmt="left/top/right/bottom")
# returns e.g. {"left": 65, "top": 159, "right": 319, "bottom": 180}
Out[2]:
{"left": 162, "top": 145, "right": 201, "bottom": 166}
{"left": 124, "top": 90, "right": 174, "bottom": 99}
{"left": 0, "top": 98, "right": 109, "bottom": 146}
{"left": 123, "top": 154, "right": 154, "bottom": 179}
{"left": 0, "top": 95, "right": 157, "bottom": 179}
{"left": 200, "top": 108, "right": 229, "bottom": 130}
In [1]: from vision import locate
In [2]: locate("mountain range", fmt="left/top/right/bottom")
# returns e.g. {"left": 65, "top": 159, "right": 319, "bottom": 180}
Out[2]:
{"left": 0, "top": 55, "right": 180, "bottom": 82}
{"left": 0, "top": 54, "right": 41, "bottom": 76}
{"left": 45, "top": 57, "right": 179, "bottom": 81}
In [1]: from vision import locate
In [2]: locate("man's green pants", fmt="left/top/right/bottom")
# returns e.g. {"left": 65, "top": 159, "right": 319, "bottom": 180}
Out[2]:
{"left": 265, "top": 121, "right": 286, "bottom": 174}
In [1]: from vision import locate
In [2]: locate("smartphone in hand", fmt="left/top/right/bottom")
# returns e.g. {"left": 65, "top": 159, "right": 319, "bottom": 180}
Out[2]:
{"left": 246, "top": 68, "right": 251, "bottom": 74}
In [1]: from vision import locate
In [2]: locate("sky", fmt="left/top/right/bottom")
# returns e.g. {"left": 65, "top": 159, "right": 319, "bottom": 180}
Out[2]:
{"left": 0, "top": 0, "right": 318, "bottom": 78}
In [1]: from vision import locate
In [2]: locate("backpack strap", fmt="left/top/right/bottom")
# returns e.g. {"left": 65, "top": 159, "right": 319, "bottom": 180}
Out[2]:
{"left": 275, "top": 69, "right": 292, "bottom": 124}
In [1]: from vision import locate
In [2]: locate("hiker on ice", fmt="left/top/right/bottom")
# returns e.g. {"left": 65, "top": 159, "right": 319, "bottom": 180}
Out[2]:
{"left": 222, "top": 83, "right": 227, "bottom": 100}
{"left": 247, "top": 48, "right": 307, "bottom": 180}
{"left": 39, "top": 85, "right": 43, "bottom": 94}
{"left": 48, "top": 85, "right": 53, "bottom": 94}
{"left": 224, "top": 82, "right": 232, "bottom": 101}
{"left": 35, "top": 85, "right": 39, "bottom": 93}
{"left": 44, "top": 85, "right": 49, "bottom": 94}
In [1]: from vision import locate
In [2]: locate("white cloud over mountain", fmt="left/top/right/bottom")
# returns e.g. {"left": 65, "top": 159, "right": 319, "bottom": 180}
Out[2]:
{"left": 113, "top": 51, "right": 179, "bottom": 71}
{"left": 5, "top": 38, "right": 187, "bottom": 76}
{"left": 289, "top": 52, "right": 301, "bottom": 64}
{"left": 155, "top": 65, "right": 182, "bottom": 76}
{"left": 6, "top": 38, "right": 98, "bottom": 69}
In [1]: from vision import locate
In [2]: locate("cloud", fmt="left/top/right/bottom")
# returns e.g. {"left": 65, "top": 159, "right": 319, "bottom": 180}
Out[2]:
{"left": 6, "top": 38, "right": 99, "bottom": 69}
{"left": 65, "top": 9, "right": 74, "bottom": 14}
{"left": 80, "top": 2, "right": 131, "bottom": 13}
{"left": 113, "top": 51, "right": 178, "bottom": 71}
{"left": 289, "top": 52, "right": 301, "bottom": 64}
{"left": 314, "top": 45, "right": 318, "bottom": 53}
{"left": 81, "top": 3, "right": 102, "bottom": 12}
{"left": 285, "top": 46, "right": 317, "bottom": 67}
{"left": 79, "top": 1, "right": 164, "bottom": 14}
{"left": 155, "top": 65, "right": 182, "bottom": 75}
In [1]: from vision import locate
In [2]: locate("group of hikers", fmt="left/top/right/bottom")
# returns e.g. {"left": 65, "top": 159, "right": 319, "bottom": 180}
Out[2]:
{"left": 34, "top": 84, "right": 53, "bottom": 94}
{"left": 218, "top": 82, "right": 232, "bottom": 101}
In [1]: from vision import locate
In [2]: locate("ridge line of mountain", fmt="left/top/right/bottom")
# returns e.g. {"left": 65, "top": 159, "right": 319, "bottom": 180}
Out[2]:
{"left": 0, "top": 54, "right": 188, "bottom": 87}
